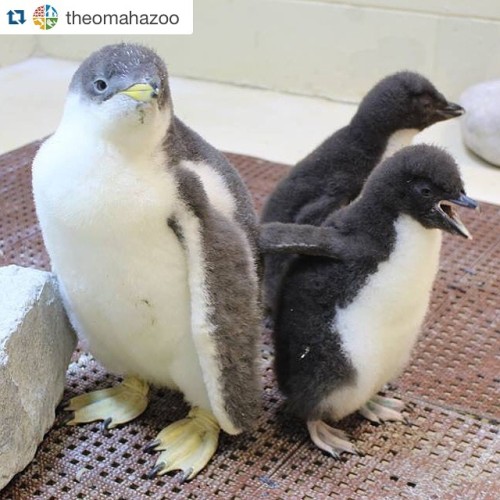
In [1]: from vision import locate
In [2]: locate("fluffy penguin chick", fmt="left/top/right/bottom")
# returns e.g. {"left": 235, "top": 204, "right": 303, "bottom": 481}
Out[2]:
{"left": 261, "top": 145, "right": 477, "bottom": 457}
{"left": 32, "top": 43, "right": 261, "bottom": 480}
{"left": 261, "top": 71, "right": 464, "bottom": 313}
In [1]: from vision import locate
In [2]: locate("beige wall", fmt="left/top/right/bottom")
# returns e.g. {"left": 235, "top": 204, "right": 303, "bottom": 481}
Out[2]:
{"left": 318, "top": 0, "right": 500, "bottom": 21}
{"left": 3, "top": 0, "right": 500, "bottom": 101}
{"left": 0, "top": 37, "right": 37, "bottom": 67}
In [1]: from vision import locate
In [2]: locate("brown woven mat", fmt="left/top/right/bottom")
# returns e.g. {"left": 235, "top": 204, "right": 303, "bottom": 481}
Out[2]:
{"left": 1, "top": 141, "right": 499, "bottom": 499}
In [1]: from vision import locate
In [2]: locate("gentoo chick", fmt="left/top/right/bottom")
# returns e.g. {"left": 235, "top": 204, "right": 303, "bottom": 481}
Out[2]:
{"left": 32, "top": 43, "right": 261, "bottom": 480}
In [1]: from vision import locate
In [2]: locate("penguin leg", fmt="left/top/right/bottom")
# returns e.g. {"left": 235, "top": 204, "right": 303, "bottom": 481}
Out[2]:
{"left": 359, "top": 395, "right": 406, "bottom": 423}
{"left": 307, "top": 420, "right": 358, "bottom": 458}
{"left": 145, "top": 407, "right": 220, "bottom": 481}
{"left": 64, "top": 376, "right": 149, "bottom": 429}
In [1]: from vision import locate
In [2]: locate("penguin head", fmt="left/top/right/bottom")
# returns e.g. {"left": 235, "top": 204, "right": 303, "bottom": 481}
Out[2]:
{"left": 67, "top": 43, "right": 171, "bottom": 146}
{"left": 355, "top": 71, "right": 464, "bottom": 132}
{"left": 368, "top": 145, "right": 478, "bottom": 239}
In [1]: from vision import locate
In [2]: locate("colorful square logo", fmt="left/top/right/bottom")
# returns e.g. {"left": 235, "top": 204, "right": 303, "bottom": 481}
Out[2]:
{"left": 33, "top": 4, "right": 58, "bottom": 30}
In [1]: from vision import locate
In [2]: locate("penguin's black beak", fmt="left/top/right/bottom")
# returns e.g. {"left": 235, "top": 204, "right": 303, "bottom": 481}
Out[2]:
{"left": 435, "top": 101, "right": 465, "bottom": 119}
{"left": 436, "top": 193, "right": 478, "bottom": 239}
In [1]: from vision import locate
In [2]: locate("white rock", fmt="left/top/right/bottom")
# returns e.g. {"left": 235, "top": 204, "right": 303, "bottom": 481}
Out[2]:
{"left": 0, "top": 265, "right": 76, "bottom": 490}
{"left": 460, "top": 80, "right": 500, "bottom": 167}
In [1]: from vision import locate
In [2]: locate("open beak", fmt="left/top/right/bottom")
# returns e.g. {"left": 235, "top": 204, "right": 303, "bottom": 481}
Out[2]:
{"left": 436, "top": 193, "right": 478, "bottom": 239}
{"left": 118, "top": 83, "right": 158, "bottom": 103}
{"left": 435, "top": 101, "right": 465, "bottom": 119}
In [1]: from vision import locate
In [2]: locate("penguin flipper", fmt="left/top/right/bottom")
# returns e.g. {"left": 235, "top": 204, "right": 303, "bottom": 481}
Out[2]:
{"left": 259, "top": 222, "right": 346, "bottom": 259}
{"left": 174, "top": 166, "right": 261, "bottom": 436}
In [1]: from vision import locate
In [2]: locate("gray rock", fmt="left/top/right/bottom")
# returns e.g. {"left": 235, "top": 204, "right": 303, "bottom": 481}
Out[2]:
{"left": 460, "top": 80, "right": 500, "bottom": 167}
{"left": 0, "top": 265, "right": 76, "bottom": 490}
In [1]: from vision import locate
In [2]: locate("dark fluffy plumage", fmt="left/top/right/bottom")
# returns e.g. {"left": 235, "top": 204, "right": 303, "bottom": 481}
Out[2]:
{"left": 268, "top": 145, "right": 475, "bottom": 420}
{"left": 261, "top": 71, "right": 463, "bottom": 313}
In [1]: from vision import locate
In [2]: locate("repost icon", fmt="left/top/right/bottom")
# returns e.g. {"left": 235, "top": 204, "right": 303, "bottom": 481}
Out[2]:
{"left": 7, "top": 9, "right": 26, "bottom": 25}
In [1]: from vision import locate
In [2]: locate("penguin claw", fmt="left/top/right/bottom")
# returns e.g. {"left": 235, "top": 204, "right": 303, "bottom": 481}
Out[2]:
{"left": 146, "top": 407, "right": 220, "bottom": 481}
{"left": 144, "top": 439, "right": 161, "bottom": 454}
{"left": 360, "top": 396, "right": 406, "bottom": 423}
{"left": 100, "top": 417, "right": 112, "bottom": 434}
{"left": 307, "top": 420, "right": 359, "bottom": 457}
{"left": 147, "top": 462, "right": 165, "bottom": 479}
{"left": 60, "top": 411, "right": 75, "bottom": 426}
{"left": 179, "top": 467, "right": 194, "bottom": 484}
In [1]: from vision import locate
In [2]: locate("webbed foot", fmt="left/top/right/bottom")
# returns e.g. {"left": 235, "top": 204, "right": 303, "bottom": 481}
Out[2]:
{"left": 146, "top": 407, "right": 220, "bottom": 481}
{"left": 64, "top": 376, "right": 149, "bottom": 428}
{"left": 359, "top": 395, "right": 406, "bottom": 423}
{"left": 307, "top": 420, "right": 358, "bottom": 458}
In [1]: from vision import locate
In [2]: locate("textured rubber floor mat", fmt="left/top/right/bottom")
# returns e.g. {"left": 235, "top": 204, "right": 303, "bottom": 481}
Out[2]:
{"left": 0, "top": 142, "right": 499, "bottom": 499}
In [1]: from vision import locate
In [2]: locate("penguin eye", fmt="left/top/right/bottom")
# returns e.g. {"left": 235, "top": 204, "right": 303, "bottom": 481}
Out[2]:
{"left": 416, "top": 93, "right": 433, "bottom": 108}
{"left": 93, "top": 79, "right": 108, "bottom": 93}
{"left": 420, "top": 186, "right": 432, "bottom": 197}
{"left": 412, "top": 179, "right": 435, "bottom": 199}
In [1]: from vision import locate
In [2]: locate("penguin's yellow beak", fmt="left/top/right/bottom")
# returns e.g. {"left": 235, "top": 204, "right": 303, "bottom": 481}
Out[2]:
{"left": 119, "top": 83, "right": 158, "bottom": 102}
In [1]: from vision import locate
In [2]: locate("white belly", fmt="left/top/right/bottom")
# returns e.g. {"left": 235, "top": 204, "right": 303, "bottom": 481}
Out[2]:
{"left": 380, "top": 129, "right": 419, "bottom": 162}
{"left": 324, "top": 215, "right": 442, "bottom": 419}
{"left": 32, "top": 136, "right": 211, "bottom": 407}
{"left": 54, "top": 225, "right": 194, "bottom": 386}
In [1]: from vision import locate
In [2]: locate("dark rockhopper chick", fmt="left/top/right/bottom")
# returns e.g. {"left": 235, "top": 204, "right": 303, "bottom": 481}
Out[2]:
{"left": 261, "top": 72, "right": 464, "bottom": 314}
{"left": 260, "top": 145, "right": 477, "bottom": 456}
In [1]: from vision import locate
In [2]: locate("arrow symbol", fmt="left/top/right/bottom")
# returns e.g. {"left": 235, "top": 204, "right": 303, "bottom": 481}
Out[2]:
{"left": 7, "top": 10, "right": 16, "bottom": 23}
{"left": 6, "top": 9, "right": 25, "bottom": 25}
